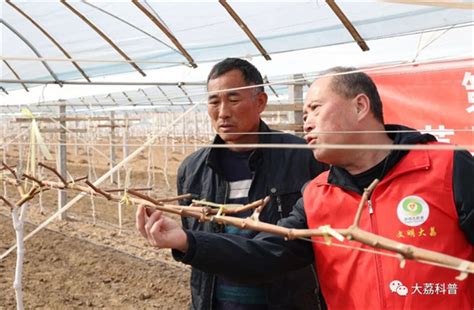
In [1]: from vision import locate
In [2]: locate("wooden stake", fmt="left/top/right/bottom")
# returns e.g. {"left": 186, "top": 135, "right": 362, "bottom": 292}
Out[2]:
{"left": 57, "top": 103, "right": 67, "bottom": 220}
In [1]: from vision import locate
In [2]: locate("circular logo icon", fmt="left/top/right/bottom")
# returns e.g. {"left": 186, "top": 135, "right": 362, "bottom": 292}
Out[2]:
{"left": 397, "top": 195, "right": 429, "bottom": 227}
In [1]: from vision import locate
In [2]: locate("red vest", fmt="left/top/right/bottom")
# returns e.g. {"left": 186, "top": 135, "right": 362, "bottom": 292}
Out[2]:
{"left": 304, "top": 146, "right": 473, "bottom": 309}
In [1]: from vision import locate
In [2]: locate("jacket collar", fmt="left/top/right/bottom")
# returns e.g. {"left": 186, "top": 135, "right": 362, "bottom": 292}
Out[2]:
{"left": 205, "top": 120, "right": 272, "bottom": 172}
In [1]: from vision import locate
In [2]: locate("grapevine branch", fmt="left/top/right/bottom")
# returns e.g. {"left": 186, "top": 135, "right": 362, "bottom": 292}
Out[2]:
{"left": 0, "top": 163, "right": 472, "bottom": 280}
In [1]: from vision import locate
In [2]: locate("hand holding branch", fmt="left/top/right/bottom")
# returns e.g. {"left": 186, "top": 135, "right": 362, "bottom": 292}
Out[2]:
{"left": 136, "top": 205, "right": 188, "bottom": 252}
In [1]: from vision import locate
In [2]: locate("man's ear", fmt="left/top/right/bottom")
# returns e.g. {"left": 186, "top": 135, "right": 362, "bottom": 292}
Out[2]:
{"left": 354, "top": 93, "right": 371, "bottom": 120}
{"left": 257, "top": 91, "right": 268, "bottom": 114}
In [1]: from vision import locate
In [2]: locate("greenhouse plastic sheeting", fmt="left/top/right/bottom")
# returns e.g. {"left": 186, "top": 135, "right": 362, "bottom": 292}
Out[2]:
{"left": 1, "top": 1, "right": 472, "bottom": 88}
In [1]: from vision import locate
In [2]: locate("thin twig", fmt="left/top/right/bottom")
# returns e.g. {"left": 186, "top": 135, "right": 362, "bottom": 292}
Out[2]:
{"left": 105, "top": 187, "right": 153, "bottom": 193}
{"left": 22, "top": 173, "right": 45, "bottom": 187}
{"left": 127, "top": 189, "right": 162, "bottom": 205}
{"left": 38, "top": 163, "right": 68, "bottom": 187}
{"left": 2, "top": 162, "right": 18, "bottom": 179}
{"left": 85, "top": 180, "right": 112, "bottom": 200}
{"left": 16, "top": 187, "right": 39, "bottom": 206}
{"left": 71, "top": 176, "right": 88, "bottom": 183}
{"left": 0, "top": 196, "right": 15, "bottom": 209}
{"left": 156, "top": 193, "right": 192, "bottom": 203}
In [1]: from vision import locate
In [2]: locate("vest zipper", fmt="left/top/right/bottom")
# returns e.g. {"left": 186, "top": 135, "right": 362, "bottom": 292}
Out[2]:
{"left": 368, "top": 200, "right": 374, "bottom": 214}
{"left": 209, "top": 275, "right": 216, "bottom": 310}
{"left": 368, "top": 197, "right": 386, "bottom": 309}
{"left": 276, "top": 195, "right": 283, "bottom": 218}
{"left": 270, "top": 187, "right": 283, "bottom": 219}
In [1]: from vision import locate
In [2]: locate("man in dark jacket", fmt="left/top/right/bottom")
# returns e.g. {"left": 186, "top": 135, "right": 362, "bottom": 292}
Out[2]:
{"left": 139, "top": 58, "right": 327, "bottom": 309}
{"left": 137, "top": 66, "right": 473, "bottom": 309}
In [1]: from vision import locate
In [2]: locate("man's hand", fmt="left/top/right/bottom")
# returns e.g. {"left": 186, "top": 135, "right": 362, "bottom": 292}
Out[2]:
{"left": 136, "top": 205, "right": 189, "bottom": 252}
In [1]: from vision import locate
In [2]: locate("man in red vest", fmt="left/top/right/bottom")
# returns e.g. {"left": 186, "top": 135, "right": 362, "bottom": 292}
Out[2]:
{"left": 137, "top": 67, "right": 473, "bottom": 309}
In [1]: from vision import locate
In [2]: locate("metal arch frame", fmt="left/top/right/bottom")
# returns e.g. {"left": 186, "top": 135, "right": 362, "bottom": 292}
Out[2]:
{"left": 132, "top": 0, "right": 197, "bottom": 68}
{"left": 105, "top": 93, "right": 138, "bottom": 116}
{"left": 105, "top": 93, "right": 119, "bottom": 106}
{"left": 0, "top": 87, "right": 9, "bottom": 95}
{"left": 6, "top": 0, "right": 91, "bottom": 82}
{"left": 263, "top": 76, "right": 280, "bottom": 103}
{"left": 0, "top": 19, "right": 61, "bottom": 85}
{"left": 219, "top": 0, "right": 271, "bottom": 61}
{"left": 83, "top": 1, "right": 181, "bottom": 56}
{"left": 60, "top": 0, "right": 146, "bottom": 77}
{"left": 120, "top": 91, "right": 140, "bottom": 116}
{"left": 2, "top": 60, "right": 29, "bottom": 92}
{"left": 178, "top": 84, "right": 194, "bottom": 104}
{"left": 0, "top": 79, "right": 206, "bottom": 87}
{"left": 122, "top": 91, "right": 135, "bottom": 105}
{"left": 157, "top": 86, "right": 175, "bottom": 105}
{"left": 0, "top": 55, "right": 186, "bottom": 65}
{"left": 326, "top": 0, "right": 369, "bottom": 52}
{"left": 139, "top": 88, "right": 155, "bottom": 106}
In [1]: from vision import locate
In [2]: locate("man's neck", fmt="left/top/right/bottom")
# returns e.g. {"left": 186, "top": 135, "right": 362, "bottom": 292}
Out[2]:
{"left": 344, "top": 133, "right": 393, "bottom": 175}
{"left": 227, "top": 145, "right": 256, "bottom": 153}
{"left": 226, "top": 132, "right": 260, "bottom": 152}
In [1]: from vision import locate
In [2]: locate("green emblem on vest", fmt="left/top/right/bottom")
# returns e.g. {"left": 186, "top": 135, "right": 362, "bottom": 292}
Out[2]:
{"left": 397, "top": 195, "right": 430, "bottom": 227}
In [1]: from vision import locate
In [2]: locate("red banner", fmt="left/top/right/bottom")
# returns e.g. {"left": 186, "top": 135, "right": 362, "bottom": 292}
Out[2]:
{"left": 367, "top": 58, "right": 473, "bottom": 152}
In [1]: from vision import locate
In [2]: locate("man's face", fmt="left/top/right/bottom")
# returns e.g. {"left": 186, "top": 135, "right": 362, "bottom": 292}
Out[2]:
{"left": 207, "top": 69, "right": 267, "bottom": 147}
{"left": 303, "top": 76, "right": 359, "bottom": 164}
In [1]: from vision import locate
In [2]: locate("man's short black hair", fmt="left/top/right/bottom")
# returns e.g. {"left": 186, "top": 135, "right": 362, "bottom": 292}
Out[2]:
{"left": 207, "top": 58, "right": 264, "bottom": 93}
{"left": 324, "top": 67, "right": 384, "bottom": 123}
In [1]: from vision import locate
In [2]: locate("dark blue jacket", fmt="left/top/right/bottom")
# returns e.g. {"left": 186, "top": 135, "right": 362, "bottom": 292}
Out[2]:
{"left": 174, "top": 121, "right": 327, "bottom": 310}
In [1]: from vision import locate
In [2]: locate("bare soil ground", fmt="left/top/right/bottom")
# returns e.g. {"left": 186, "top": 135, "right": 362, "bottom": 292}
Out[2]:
{"left": 0, "top": 215, "right": 190, "bottom": 309}
{"left": 0, "top": 140, "right": 196, "bottom": 308}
